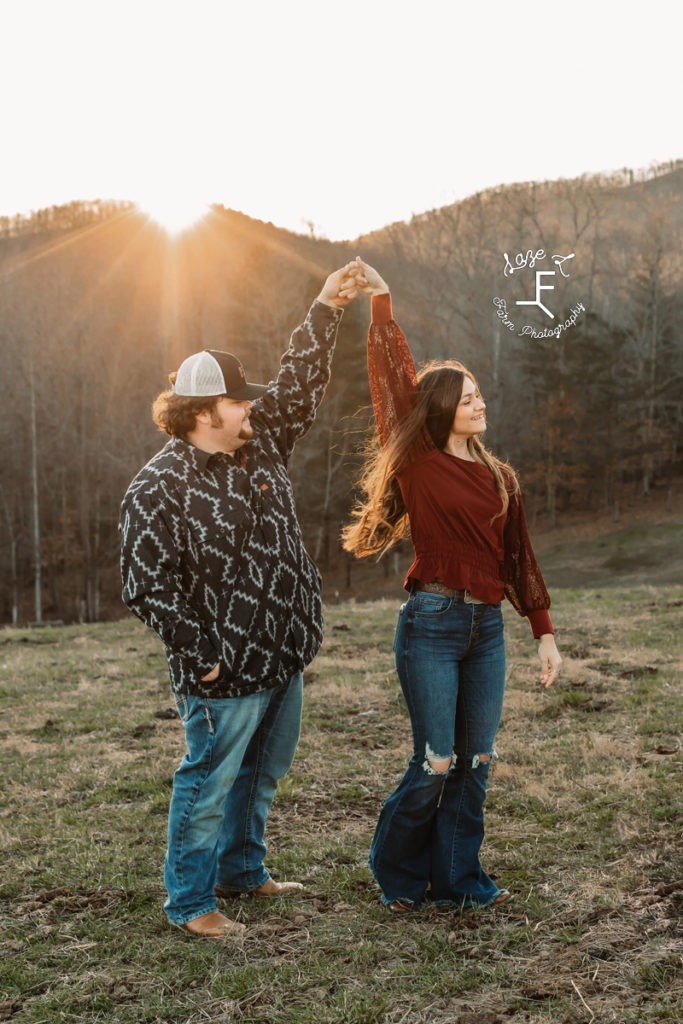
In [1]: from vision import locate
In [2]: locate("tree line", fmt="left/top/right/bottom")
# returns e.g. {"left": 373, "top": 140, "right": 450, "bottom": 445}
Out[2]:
{"left": 1, "top": 162, "right": 681, "bottom": 624}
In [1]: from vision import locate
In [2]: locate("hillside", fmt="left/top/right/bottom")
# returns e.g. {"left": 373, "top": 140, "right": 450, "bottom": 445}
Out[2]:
{"left": 1, "top": 159, "right": 681, "bottom": 624}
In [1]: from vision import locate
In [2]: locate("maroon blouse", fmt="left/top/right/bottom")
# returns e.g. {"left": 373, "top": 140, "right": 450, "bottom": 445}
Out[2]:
{"left": 369, "top": 293, "right": 553, "bottom": 639}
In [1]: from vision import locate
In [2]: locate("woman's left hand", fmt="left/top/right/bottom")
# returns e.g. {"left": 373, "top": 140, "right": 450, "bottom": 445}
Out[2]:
{"left": 538, "top": 634, "right": 562, "bottom": 688}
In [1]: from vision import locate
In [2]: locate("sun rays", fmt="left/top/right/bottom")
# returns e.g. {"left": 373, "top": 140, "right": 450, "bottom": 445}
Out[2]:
{"left": 136, "top": 196, "right": 211, "bottom": 235}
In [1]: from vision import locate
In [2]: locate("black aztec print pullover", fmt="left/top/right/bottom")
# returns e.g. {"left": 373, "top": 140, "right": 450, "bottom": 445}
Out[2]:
{"left": 119, "top": 300, "right": 343, "bottom": 699}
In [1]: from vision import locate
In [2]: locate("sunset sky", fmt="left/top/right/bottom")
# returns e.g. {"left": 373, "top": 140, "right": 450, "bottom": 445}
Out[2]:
{"left": 2, "top": 0, "right": 679, "bottom": 239}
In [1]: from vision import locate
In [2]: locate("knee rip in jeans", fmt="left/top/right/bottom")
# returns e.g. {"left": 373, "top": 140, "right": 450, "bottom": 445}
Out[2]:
{"left": 457, "top": 749, "right": 498, "bottom": 769}
{"left": 423, "top": 743, "right": 455, "bottom": 775}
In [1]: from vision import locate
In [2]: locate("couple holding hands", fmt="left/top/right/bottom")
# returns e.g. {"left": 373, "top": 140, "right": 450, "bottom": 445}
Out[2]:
{"left": 120, "top": 257, "right": 561, "bottom": 937}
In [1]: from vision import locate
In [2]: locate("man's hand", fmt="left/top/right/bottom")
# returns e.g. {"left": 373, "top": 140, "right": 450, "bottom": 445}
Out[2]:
{"left": 317, "top": 262, "right": 361, "bottom": 308}
{"left": 538, "top": 635, "right": 562, "bottom": 688}
{"left": 201, "top": 663, "right": 220, "bottom": 682}
{"left": 350, "top": 256, "right": 390, "bottom": 296}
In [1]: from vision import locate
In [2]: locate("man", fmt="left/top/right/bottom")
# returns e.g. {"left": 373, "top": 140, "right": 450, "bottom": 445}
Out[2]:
{"left": 120, "top": 264, "right": 358, "bottom": 937}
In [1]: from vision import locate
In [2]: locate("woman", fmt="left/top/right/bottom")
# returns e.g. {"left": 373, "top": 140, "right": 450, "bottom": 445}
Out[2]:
{"left": 343, "top": 258, "right": 562, "bottom": 912}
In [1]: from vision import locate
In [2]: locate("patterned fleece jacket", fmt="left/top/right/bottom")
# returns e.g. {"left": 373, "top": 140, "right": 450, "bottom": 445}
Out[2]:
{"left": 119, "top": 299, "right": 343, "bottom": 699}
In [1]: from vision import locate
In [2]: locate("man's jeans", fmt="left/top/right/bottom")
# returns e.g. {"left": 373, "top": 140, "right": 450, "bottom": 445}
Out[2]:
{"left": 164, "top": 671, "right": 303, "bottom": 925}
{"left": 369, "top": 591, "right": 506, "bottom": 908}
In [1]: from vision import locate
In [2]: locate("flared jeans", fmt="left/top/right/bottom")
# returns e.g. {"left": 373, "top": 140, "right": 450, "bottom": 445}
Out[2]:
{"left": 369, "top": 591, "right": 506, "bottom": 908}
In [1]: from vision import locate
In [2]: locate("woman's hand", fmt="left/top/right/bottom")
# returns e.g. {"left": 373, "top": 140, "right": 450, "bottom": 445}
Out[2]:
{"left": 317, "top": 262, "right": 360, "bottom": 308}
{"left": 538, "top": 634, "right": 562, "bottom": 688}
{"left": 201, "top": 662, "right": 220, "bottom": 682}
{"left": 351, "top": 256, "right": 390, "bottom": 296}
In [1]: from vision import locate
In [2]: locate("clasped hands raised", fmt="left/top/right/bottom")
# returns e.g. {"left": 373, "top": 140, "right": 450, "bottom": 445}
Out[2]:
{"left": 317, "top": 257, "right": 389, "bottom": 309}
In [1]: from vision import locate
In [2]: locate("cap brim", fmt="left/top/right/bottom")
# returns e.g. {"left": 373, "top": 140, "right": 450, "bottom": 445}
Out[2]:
{"left": 225, "top": 382, "right": 268, "bottom": 401}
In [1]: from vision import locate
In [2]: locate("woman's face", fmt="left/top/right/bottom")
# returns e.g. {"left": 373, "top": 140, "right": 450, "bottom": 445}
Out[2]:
{"left": 451, "top": 375, "right": 486, "bottom": 437}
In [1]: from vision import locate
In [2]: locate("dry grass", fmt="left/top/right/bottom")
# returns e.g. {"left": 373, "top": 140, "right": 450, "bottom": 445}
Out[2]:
{"left": 0, "top": 586, "right": 681, "bottom": 1023}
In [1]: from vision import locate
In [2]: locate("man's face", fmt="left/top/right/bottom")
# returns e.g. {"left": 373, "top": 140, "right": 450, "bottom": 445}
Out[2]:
{"left": 208, "top": 396, "right": 254, "bottom": 452}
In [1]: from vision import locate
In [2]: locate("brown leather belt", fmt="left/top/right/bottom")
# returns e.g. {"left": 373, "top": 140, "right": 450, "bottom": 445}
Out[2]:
{"left": 412, "top": 580, "right": 485, "bottom": 604}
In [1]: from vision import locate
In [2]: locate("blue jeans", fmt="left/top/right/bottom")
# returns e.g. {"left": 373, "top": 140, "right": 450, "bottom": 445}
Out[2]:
{"left": 164, "top": 671, "right": 303, "bottom": 925}
{"left": 369, "top": 591, "right": 506, "bottom": 908}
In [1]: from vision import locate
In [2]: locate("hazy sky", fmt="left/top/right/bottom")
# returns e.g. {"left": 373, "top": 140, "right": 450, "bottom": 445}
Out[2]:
{"left": 2, "top": 0, "right": 679, "bottom": 239}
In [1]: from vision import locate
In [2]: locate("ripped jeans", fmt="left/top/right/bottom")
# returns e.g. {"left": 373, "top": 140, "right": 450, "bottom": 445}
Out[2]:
{"left": 369, "top": 591, "right": 506, "bottom": 908}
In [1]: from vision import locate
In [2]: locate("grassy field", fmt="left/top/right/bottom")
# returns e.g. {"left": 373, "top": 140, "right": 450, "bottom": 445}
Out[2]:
{"left": 1, "top": 586, "right": 681, "bottom": 1023}
{"left": 536, "top": 523, "right": 683, "bottom": 590}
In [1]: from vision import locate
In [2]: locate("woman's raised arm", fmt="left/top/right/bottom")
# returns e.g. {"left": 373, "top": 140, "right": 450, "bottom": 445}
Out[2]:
{"left": 353, "top": 258, "right": 426, "bottom": 452}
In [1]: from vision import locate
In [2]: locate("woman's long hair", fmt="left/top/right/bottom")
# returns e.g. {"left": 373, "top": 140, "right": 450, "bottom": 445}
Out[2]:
{"left": 342, "top": 361, "right": 519, "bottom": 558}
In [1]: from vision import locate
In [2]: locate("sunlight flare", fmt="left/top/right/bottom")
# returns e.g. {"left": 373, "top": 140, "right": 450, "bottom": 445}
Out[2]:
{"left": 136, "top": 194, "right": 210, "bottom": 234}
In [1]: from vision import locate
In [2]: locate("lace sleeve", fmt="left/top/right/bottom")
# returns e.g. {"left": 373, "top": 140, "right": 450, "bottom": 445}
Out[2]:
{"left": 503, "top": 489, "right": 554, "bottom": 638}
{"left": 368, "top": 293, "right": 432, "bottom": 458}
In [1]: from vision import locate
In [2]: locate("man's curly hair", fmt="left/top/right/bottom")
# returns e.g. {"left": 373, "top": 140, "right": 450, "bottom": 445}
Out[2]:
{"left": 151, "top": 371, "right": 223, "bottom": 438}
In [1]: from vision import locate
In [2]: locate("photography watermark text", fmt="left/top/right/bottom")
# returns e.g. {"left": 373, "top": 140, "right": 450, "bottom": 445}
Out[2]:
{"left": 493, "top": 297, "right": 586, "bottom": 339}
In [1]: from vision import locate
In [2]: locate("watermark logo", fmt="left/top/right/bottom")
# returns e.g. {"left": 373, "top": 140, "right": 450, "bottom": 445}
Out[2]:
{"left": 493, "top": 248, "right": 586, "bottom": 340}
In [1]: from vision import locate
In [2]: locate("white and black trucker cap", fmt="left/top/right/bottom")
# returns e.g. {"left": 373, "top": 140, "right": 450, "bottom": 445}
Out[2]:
{"left": 173, "top": 349, "right": 266, "bottom": 400}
